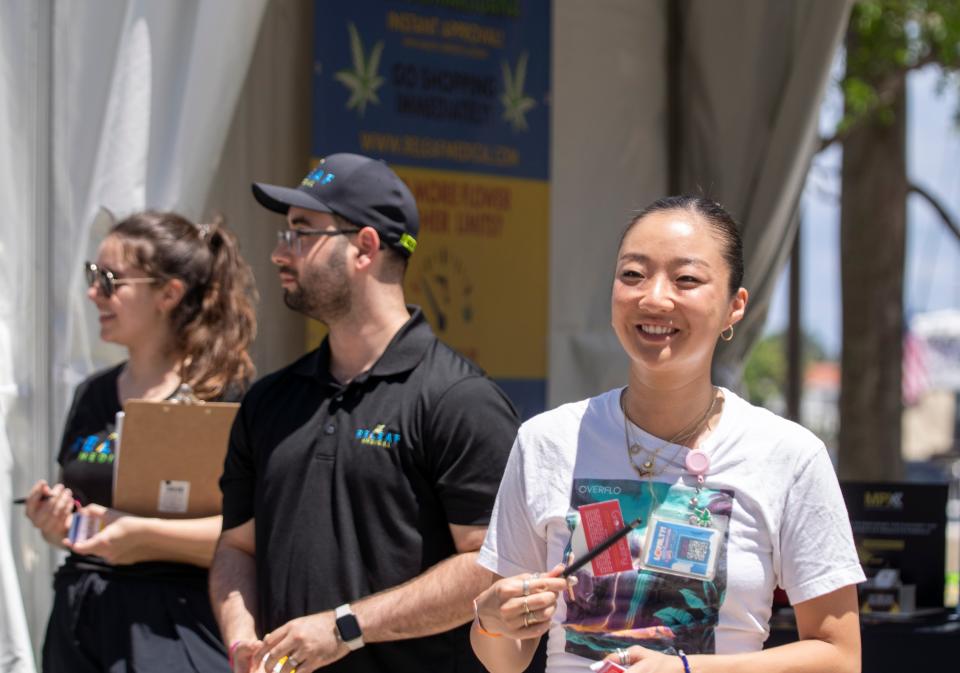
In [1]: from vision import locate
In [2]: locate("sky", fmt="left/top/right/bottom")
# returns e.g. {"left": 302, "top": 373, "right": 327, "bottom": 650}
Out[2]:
{"left": 763, "top": 65, "right": 960, "bottom": 359}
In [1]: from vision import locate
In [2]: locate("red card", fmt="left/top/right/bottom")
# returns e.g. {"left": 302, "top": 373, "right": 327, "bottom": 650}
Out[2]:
{"left": 577, "top": 499, "right": 634, "bottom": 576}
{"left": 591, "top": 660, "right": 627, "bottom": 673}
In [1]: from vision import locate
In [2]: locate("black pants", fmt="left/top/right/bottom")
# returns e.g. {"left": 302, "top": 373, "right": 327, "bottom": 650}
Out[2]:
{"left": 42, "top": 570, "right": 230, "bottom": 673}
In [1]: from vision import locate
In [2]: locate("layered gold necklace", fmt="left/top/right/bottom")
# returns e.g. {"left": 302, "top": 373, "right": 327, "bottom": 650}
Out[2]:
{"left": 621, "top": 387, "right": 719, "bottom": 478}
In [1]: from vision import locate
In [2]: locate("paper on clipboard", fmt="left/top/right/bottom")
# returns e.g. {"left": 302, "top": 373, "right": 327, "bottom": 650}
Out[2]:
{"left": 112, "top": 400, "right": 238, "bottom": 518}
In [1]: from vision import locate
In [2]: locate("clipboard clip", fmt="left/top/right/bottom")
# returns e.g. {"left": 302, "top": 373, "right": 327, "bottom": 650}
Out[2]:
{"left": 169, "top": 383, "right": 203, "bottom": 405}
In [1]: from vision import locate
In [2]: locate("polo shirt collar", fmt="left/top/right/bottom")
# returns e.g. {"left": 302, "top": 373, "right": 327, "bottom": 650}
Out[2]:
{"left": 294, "top": 306, "right": 433, "bottom": 382}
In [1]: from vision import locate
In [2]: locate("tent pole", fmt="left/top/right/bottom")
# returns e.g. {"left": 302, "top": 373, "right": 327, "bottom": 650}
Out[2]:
{"left": 787, "top": 211, "right": 802, "bottom": 422}
{"left": 666, "top": 0, "right": 683, "bottom": 194}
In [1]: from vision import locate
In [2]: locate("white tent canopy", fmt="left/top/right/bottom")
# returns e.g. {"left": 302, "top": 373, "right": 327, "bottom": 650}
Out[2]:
{"left": 2, "top": 0, "right": 266, "bottom": 665}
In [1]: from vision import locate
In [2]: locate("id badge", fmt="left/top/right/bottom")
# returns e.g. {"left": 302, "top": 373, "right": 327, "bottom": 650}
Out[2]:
{"left": 640, "top": 513, "right": 724, "bottom": 581}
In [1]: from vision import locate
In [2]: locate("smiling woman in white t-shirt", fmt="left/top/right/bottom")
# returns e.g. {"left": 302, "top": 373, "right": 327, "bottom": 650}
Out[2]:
{"left": 471, "top": 196, "right": 864, "bottom": 673}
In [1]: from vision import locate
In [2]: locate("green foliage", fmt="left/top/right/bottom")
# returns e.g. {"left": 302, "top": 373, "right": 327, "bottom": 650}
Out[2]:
{"left": 849, "top": 0, "right": 960, "bottom": 76}
{"left": 742, "top": 332, "right": 827, "bottom": 407}
{"left": 743, "top": 335, "right": 786, "bottom": 406}
{"left": 837, "top": 1, "right": 960, "bottom": 135}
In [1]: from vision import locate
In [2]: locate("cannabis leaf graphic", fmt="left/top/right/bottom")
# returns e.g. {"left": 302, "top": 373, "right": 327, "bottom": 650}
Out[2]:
{"left": 500, "top": 51, "right": 536, "bottom": 132}
{"left": 334, "top": 22, "right": 385, "bottom": 117}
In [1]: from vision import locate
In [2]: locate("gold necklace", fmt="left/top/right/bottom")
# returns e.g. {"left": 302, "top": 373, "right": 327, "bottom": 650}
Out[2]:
{"left": 621, "top": 387, "right": 718, "bottom": 478}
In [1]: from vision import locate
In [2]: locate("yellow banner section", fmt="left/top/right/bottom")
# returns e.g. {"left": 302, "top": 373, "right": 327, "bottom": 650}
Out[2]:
{"left": 307, "top": 165, "right": 548, "bottom": 379}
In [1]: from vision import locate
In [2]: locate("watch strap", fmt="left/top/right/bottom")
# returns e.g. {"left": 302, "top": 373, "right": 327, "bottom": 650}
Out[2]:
{"left": 334, "top": 603, "right": 364, "bottom": 651}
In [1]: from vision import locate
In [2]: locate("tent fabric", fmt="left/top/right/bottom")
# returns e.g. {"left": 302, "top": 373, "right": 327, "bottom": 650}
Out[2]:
{"left": 52, "top": 0, "right": 269, "bottom": 435}
{"left": 548, "top": 0, "right": 669, "bottom": 407}
{"left": 0, "top": 1, "right": 47, "bottom": 669}
{"left": 2, "top": 0, "right": 267, "bottom": 660}
{"left": 675, "top": 0, "right": 853, "bottom": 386}
{"left": 547, "top": 0, "right": 851, "bottom": 407}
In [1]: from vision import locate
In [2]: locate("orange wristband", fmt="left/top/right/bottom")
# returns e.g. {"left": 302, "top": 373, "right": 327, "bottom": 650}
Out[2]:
{"left": 473, "top": 599, "right": 502, "bottom": 638}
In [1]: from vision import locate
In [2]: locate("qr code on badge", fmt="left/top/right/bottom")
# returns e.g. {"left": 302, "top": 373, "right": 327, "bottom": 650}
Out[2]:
{"left": 679, "top": 537, "right": 709, "bottom": 562}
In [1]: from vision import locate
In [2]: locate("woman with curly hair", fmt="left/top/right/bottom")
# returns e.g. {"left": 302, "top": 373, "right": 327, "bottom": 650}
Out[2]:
{"left": 25, "top": 210, "right": 258, "bottom": 672}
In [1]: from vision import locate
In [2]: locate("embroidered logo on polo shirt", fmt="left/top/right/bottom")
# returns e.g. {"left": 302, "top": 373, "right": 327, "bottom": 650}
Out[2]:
{"left": 355, "top": 423, "right": 401, "bottom": 448}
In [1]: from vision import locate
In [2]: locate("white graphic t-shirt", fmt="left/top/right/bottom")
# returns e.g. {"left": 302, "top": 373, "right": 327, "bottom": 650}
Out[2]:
{"left": 478, "top": 388, "right": 865, "bottom": 673}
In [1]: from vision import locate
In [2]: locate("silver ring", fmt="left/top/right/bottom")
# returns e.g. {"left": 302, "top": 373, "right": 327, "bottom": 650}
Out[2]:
{"left": 617, "top": 648, "right": 629, "bottom": 666}
{"left": 288, "top": 659, "right": 299, "bottom": 669}
{"left": 521, "top": 578, "right": 530, "bottom": 596}
{"left": 272, "top": 662, "right": 284, "bottom": 673}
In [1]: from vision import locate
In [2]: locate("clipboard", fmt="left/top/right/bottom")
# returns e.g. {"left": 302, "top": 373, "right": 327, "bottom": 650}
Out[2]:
{"left": 112, "top": 400, "right": 239, "bottom": 518}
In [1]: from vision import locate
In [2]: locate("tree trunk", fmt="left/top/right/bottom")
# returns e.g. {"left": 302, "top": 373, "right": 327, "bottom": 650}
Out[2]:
{"left": 837, "top": 66, "right": 907, "bottom": 480}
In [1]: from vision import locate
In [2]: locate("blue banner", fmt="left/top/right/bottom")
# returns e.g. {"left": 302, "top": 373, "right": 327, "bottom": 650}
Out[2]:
{"left": 311, "top": 0, "right": 551, "bottom": 418}
{"left": 312, "top": 0, "right": 550, "bottom": 180}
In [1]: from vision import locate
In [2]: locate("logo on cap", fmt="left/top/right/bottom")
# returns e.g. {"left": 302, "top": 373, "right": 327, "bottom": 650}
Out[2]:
{"left": 301, "top": 167, "right": 336, "bottom": 188}
{"left": 398, "top": 233, "right": 417, "bottom": 254}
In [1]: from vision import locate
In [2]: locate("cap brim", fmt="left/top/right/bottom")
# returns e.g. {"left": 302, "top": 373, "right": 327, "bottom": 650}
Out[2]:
{"left": 251, "top": 182, "right": 334, "bottom": 216}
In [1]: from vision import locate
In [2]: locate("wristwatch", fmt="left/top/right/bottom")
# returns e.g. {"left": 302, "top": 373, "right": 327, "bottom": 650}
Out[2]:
{"left": 334, "top": 604, "right": 364, "bottom": 651}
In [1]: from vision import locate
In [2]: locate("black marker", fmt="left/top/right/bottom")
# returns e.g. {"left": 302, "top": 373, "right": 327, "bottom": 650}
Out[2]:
{"left": 13, "top": 494, "right": 77, "bottom": 507}
{"left": 561, "top": 517, "right": 642, "bottom": 578}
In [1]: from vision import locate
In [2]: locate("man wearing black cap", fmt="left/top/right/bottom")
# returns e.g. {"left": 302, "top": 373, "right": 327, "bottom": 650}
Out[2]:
{"left": 209, "top": 153, "right": 519, "bottom": 673}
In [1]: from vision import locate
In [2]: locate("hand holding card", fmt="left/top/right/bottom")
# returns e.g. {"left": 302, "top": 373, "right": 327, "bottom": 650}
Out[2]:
{"left": 565, "top": 500, "right": 642, "bottom": 578}
{"left": 67, "top": 509, "right": 104, "bottom": 545}
{"left": 66, "top": 504, "right": 149, "bottom": 565}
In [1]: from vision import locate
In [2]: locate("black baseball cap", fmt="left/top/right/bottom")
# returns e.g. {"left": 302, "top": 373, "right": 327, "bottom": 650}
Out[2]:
{"left": 252, "top": 153, "right": 419, "bottom": 256}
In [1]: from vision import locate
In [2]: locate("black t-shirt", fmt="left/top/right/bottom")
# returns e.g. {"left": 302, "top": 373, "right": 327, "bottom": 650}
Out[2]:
{"left": 220, "top": 308, "right": 519, "bottom": 673}
{"left": 59, "top": 364, "right": 125, "bottom": 508}
{"left": 58, "top": 363, "right": 241, "bottom": 580}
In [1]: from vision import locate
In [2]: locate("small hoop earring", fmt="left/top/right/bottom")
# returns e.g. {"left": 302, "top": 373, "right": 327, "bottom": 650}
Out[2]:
{"left": 720, "top": 325, "right": 734, "bottom": 342}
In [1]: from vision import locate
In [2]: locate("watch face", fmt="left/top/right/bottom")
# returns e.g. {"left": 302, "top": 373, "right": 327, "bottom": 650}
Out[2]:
{"left": 336, "top": 613, "right": 363, "bottom": 642}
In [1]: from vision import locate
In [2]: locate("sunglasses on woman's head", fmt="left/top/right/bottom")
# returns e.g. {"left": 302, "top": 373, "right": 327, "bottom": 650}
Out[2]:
{"left": 84, "top": 261, "right": 157, "bottom": 298}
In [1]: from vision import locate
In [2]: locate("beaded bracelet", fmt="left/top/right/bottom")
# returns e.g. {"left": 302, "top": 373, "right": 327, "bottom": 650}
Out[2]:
{"left": 473, "top": 599, "right": 502, "bottom": 638}
{"left": 678, "top": 649, "right": 692, "bottom": 673}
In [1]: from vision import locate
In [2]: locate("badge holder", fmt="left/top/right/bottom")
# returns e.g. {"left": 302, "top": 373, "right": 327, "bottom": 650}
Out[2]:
{"left": 640, "top": 511, "right": 726, "bottom": 581}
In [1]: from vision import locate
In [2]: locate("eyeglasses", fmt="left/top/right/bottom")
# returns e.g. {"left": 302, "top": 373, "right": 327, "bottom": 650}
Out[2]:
{"left": 84, "top": 261, "right": 157, "bottom": 298}
{"left": 276, "top": 228, "right": 361, "bottom": 255}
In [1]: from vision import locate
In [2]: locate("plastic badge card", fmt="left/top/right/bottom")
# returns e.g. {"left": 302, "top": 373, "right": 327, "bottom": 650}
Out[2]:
{"left": 590, "top": 661, "right": 626, "bottom": 673}
{"left": 641, "top": 512, "right": 724, "bottom": 581}
{"left": 68, "top": 512, "right": 104, "bottom": 545}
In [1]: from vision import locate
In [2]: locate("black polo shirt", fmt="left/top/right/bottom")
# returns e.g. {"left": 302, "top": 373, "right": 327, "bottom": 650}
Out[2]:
{"left": 220, "top": 308, "right": 518, "bottom": 673}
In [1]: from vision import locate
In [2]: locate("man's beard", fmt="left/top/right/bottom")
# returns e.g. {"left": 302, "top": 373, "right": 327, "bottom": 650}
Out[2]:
{"left": 281, "top": 245, "right": 351, "bottom": 324}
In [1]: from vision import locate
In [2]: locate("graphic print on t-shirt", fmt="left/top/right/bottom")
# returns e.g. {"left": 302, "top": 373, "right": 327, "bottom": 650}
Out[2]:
{"left": 562, "top": 479, "right": 734, "bottom": 659}
{"left": 66, "top": 426, "right": 118, "bottom": 464}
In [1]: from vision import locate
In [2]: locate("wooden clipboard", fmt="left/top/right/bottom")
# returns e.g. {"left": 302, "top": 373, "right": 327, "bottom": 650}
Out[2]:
{"left": 112, "top": 400, "right": 239, "bottom": 518}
